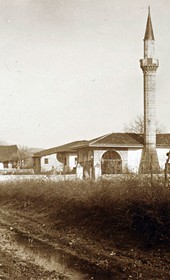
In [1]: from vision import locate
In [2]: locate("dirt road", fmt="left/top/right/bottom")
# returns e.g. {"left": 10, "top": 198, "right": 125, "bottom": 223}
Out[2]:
{"left": 0, "top": 220, "right": 69, "bottom": 279}
{"left": 0, "top": 203, "right": 170, "bottom": 280}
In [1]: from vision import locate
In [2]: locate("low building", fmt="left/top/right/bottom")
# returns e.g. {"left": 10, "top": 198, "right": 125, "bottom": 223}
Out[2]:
{"left": 0, "top": 145, "right": 18, "bottom": 170}
{"left": 33, "top": 140, "right": 88, "bottom": 174}
{"left": 33, "top": 133, "right": 170, "bottom": 178}
{"left": 76, "top": 133, "right": 170, "bottom": 178}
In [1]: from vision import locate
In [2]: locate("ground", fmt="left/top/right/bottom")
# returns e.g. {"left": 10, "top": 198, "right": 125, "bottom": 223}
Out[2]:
{"left": 0, "top": 202, "right": 169, "bottom": 280}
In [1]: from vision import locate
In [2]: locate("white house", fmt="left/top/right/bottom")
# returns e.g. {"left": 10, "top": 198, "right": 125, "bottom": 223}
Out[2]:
{"left": 0, "top": 145, "right": 18, "bottom": 171}
{"left": 76, "top": 133, "right": 170, "bottom": 178}
{"left": 33, "top": 140, "right": 88, "bottom": 174}
{"left": 33, "top": 133, "right": 170, "bottom": 178}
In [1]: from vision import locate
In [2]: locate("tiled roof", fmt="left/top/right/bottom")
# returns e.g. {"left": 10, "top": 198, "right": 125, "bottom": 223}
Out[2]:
{"left": 89, "top": 133, "right": 144, "bottom": 147}
{"left": 88, "top": 133, "right": 170, "bottom": 148}
{"left": 33, "top": 140, "right": 88, "bottom": 157}
{"left": 33, "top": 133, "right": 170, "bottom": 157}
{"left": 156, "top": 134, "right": 170, "bottom": 147}
{"left": 0, "top": 145, "right": 18, "bottom": 162}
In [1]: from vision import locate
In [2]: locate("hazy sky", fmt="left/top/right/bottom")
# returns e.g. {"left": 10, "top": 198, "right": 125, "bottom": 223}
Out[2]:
{"left": 0, "top": 0, "right": 170, "bottom": 148}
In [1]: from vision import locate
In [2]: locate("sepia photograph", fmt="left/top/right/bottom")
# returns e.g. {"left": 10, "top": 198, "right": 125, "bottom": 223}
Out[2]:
{"left": 0, "top": 0, "right": 170, "bottom": 279}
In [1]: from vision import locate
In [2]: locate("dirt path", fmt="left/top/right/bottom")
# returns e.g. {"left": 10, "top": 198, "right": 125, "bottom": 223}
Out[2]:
{"left": 0, "top": 221, "right": 69, "bottom": 280}
{"left": 0, "top": 209, "right": 109, "bottom": 280}
{"left": 0, "top": 205, "right": 170, "bottom": 280}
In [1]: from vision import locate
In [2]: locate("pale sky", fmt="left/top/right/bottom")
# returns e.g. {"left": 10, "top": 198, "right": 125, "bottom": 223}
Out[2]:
{"left": 0, "top": 0, "right": 170, "bottom": 148}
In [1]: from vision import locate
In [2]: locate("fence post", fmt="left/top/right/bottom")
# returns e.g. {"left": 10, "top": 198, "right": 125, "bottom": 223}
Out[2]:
{"left": 165, "top": 151, "right": 170, "bottom": 185}
{"left": 76, "top": 163, "right": 83, "bottom": 180}
{"left": 94, "top": 163, "right": 101, "bottom": 180}
{"left": 150, "top": 155, "right": 153, "bottom": 187}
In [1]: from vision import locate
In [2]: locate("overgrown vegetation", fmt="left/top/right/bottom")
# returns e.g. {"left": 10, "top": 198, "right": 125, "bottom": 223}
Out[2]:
{"left": 0, "top": 176, "right": 169, "bottom": 247}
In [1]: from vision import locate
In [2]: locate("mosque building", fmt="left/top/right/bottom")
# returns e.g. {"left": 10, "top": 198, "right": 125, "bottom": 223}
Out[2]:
{"left": 33, "top": 8, "right": 170, "bottom": 178}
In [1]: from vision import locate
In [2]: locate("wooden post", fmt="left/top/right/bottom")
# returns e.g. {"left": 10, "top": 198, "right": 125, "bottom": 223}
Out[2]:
{"left": 165, "top": 151, "right": 170, "bottom": 185}
{"left": 150, "top": 155, "right": 153, "bottom": 187}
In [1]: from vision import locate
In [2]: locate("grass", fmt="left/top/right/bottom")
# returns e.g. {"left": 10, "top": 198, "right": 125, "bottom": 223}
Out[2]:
{"left": 0, "top": 175, "right": 170, "bottom": 247}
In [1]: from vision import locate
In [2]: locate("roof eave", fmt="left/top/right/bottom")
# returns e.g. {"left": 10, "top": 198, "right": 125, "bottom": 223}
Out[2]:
{"left": 89, "top": 144, "right": 143, "bottom": 148}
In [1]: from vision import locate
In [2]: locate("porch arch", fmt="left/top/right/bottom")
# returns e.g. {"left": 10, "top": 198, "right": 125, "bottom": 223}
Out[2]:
{"left": 101, "top": 150, "right": 122, "bottom": 174}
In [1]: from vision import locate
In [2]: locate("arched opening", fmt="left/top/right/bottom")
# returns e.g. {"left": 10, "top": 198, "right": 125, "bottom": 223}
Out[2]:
{"left": 101, "top": 150, "right": 122, "bottom": 174}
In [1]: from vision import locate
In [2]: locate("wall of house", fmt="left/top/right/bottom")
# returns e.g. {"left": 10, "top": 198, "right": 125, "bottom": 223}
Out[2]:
{"left": 0, "top": 162, "right": 13, "bottom": 170}
{"left": 41, "top": 154, "right": 63, "bottom": 173}
{"left": 41, "top": 153, "right": 77, "bottom": 173}
{"left": 127, "top": 148, "right": 169, "bottom": 173}
{"left": 77, "top": 149, "right": 93, "bottom": 177}
{"left": 68, "top": 154, "right": 77, "bottom": 170}
{"left": 127, "top": 149, "right": 143, "bottom": 173}
{"left": 78, "top": 147, "right": 169, "bottom": 177}
{"left": 93, "top": 149, "right": 128, "bottom": 172}
{"left": 156, "top": 148, "right": 170, "bottom": 170}
{"left": 78, "top": 150, "right": 93, "bottom": 163}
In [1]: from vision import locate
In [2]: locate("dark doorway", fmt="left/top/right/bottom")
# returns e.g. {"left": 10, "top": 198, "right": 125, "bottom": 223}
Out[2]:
{"left": 101, "top": 150, "right": 122, "bottom": 174}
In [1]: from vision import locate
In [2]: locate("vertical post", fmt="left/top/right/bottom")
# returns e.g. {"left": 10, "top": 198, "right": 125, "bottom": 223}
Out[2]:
{"left": 165, "top": 151, "right": 170, "bottom": 185}
{"left": 94, "top": 163, "right": 102, "bottom": 180}
{"left": 76, "top": 163, "right": 83, "bottom": 180}
{"left": 33, "top": 156, "right": 41, "bottom": 174}
{"left": 150, "top": 155, "right": 153, "bottom": 187}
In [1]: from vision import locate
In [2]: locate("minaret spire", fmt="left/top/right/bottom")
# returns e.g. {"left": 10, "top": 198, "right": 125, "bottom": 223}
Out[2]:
{"left": 148, "top": 5, "right": 150, "bottom": 14}
{"left": 144, "top": 6, "right": 155, "bottom": 40}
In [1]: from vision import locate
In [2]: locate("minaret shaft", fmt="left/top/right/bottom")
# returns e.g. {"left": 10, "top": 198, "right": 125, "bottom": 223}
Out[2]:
{"left": 144, "top": 71, "right": 157, "bottom": 147}
{"left": 139, "top": 8, "right": 160, "bottom": 174}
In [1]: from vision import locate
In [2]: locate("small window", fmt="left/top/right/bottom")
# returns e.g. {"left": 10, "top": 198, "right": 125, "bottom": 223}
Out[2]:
{"left": 44, "top": 158, "right": 49, "bottom": 164}
{"left": 4, "top": 162, "right": 8, "bottom": 168}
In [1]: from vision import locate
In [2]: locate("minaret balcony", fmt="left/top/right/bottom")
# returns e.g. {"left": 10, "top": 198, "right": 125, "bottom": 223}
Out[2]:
{"left": 140, "top": 58, "right": 159, "bottom": 67}
{"left": 140, "top": 58, "right": 159, "bottom": 72}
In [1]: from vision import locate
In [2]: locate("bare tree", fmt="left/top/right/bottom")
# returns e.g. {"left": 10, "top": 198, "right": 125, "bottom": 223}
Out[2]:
{"left": 11, "top": 146, "right": 33, "bottom": 169}
{"left": 124, "top": 115, "right": 166, "bottom": 134}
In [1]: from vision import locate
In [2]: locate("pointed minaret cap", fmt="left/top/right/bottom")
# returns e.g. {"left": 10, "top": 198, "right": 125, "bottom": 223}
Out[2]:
{"left": 144, "top": 6, "right": 155, "bottom": 40}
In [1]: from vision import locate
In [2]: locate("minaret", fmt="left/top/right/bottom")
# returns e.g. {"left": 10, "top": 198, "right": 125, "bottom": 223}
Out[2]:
{"left": 139, "top": 7, "right": 160, "bottom": 174}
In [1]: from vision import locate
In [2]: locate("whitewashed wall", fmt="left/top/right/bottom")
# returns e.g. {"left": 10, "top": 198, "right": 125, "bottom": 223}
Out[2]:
{"left": 40, "top": 148, "right": 169, "bottom": 174}
{"left": 41, "top": 154, "right": 63, "bottom": 172}
{"left": 41, "top": 153, "right": 77, "bottom": 173}
{"left": 93, "top": 150, "right": 105, "bottom": 167}
{"left": 127, "top": 148, "right": 169, "bottom": 173}
{"left": 156, "top": 148, "right": 170, "bottom": 170}
{"left": 68, "top": 154, "right": 77, "bottom": 170}
{"left": 127, "top": 149, "right": 143, "bottom": 173}
{"left": 0, "top": 162, "right": 13, "bottom": 170}
{"left": 93, "top": 149, "right": 128, "bottom": 172}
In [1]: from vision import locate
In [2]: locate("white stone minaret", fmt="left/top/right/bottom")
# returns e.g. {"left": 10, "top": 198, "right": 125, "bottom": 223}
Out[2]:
{"left": 139, "top": 7, "right": 160, "bottom": 174}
